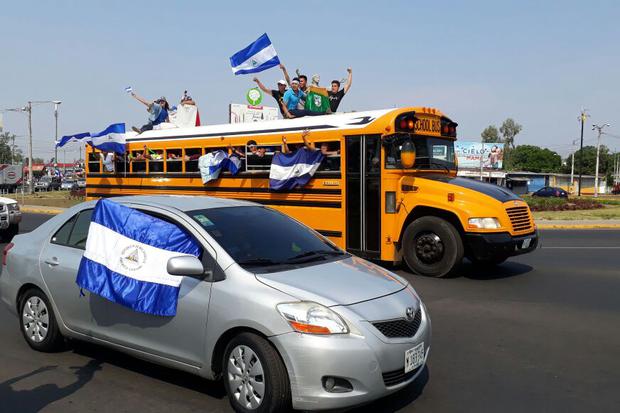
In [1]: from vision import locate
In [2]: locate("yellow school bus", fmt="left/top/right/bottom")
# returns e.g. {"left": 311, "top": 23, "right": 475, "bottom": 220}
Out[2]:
{"left": 86, "top": 107, "right": 538, "bottom": 277}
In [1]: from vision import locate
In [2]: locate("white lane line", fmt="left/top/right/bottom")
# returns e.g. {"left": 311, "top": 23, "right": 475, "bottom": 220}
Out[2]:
{"left": 542, "top": 246, "right": 620, "bottom": 249}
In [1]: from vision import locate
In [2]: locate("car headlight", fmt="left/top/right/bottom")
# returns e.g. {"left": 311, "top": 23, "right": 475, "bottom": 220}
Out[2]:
{"left": 277, "top": 301, "right": 349, "bottom": 335}
{"left": 468, "top": 217, "right": 501, "bottom": 229}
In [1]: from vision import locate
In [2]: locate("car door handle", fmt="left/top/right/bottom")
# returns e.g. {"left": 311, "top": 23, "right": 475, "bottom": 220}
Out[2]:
{"left": 44, "top": 257, "right": 60, "bottom": 266}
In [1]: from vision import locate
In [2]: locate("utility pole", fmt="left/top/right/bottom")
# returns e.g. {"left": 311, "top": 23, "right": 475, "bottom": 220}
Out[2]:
{"left": 570, "top": 139, "right": 577, "bottom": 194}
{"left": 53, "top": 102, "right": 61, "bottom": 165}
{"left": 479, "top": 141, "right": 484, "bottom": 181}
{"left": 26, "top": 101, "right": 34, "bottom": 194}
{"left": 592, "top": 123, "right": 610, "bottom": 197}
{"left": 577, "top": 109, "right": 589, "bottom": 196}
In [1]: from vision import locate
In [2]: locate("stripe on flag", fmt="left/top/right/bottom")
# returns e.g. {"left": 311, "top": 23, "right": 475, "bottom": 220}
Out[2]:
{"left": 269, "top": 148, "right": 324, "bottom": 191}
{"left": 230, "top": 33, "right": 280, "bottom": 75}
{"left": 89, "top": 123, "right": 127, "bottom": 154}
{"left": 76, "top": 199, "right": 201, "bottom": 316}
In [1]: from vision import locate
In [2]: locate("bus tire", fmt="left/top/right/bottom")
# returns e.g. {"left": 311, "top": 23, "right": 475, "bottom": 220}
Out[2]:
{"left": 402, "top": 216, "right": 464, "bottom": 278}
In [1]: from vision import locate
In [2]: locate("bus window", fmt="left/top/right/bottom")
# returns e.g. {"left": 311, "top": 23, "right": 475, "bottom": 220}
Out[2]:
{"left": 131, "top": 151, "right": 146, "bottom": 173}
{"left": 246, "top": 145, "right": 274, "bottom": 171}
{"left": 185, "top": 148, "right": 202, "bottom": 172}
{"left": 88, "top": 152, "right": 101, "bottom": 173}
{"left": 115, "top": 155, "right": 128, "bottom": 174}
{"left": 149, "top": 150, "right": 164, "bottom": 173}
{"left": 166, "top": 149, "right": 183, "bottom": 172}
{"left": 317, "top": 141, "right": 341, "bottom": 171}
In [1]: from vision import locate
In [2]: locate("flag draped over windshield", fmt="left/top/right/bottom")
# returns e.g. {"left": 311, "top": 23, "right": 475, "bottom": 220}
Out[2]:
{"left": 76, "top": 199, "right": 201, "bottom": 316}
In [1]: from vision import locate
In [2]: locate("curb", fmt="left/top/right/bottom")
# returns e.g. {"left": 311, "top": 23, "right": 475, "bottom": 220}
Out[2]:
{"left": 20, "top": 206, "right": 66, "bottom": 215}
{"left": 537, "top": 224, "right": 620, "bottom": 230}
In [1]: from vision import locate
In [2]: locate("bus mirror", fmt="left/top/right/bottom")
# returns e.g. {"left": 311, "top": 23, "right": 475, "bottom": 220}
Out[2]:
{"left": 400, "top": 140, "right": 416, "bottom": 168}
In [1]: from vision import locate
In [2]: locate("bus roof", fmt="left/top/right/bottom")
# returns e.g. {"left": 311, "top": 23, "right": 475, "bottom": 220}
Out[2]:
{"left": 126, "top": 108, "right": 401, "bottom": 143}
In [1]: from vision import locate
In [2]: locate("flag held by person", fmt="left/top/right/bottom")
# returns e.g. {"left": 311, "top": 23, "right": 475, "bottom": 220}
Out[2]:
{"left": 89, "top": 123, "right": 127, "bottom": 154}
{"left": 198, "top": 150, "right": 240, "bottom": 184}
{"left": 76, "top": 199, "right": 201, "bottom": 316}
{"left": 56, "top": 132, "right": 92, "bottom": 148}
{"left": 230, "top": 33, "right": 280, "bottom": 75}
{"left": 269, "top": 148, "right": 324, "bottom": 191}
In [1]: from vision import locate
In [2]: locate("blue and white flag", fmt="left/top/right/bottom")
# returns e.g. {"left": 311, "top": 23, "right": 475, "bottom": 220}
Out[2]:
{"left": 76, "top": 199, "right": 201, "bottom": 316}
{"left": 230, "top": 33, "right": 280, "bottom": 75}
{"left": 269, "top": 148, "right": 324, "bottom": 191}
{"left": 89, "top": 123, "right": 127, "bottom": 154}
{"left": 198, "top": 150, "right": 240, "bottom": 184}
{"left": 124, "top": 86, "right": 133, "bottom": 94}
{"left": 56, "top": 132, "right": 91, "bottom": 148}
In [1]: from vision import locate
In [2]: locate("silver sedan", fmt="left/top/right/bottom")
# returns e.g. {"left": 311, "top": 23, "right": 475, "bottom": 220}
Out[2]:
{"left": 0, "top": 195, "right": 430, "bottom": 412}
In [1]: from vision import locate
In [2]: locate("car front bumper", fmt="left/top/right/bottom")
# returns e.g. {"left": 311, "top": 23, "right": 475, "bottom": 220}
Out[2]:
{"left": 466, "top": 230, "right": 538, "bottom": 260}
{"left": 269, "top": 304, "right": 431, "bottom": 411}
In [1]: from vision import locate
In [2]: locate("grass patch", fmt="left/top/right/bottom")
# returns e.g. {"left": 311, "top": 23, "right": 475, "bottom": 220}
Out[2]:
{"left": 5, "top": 190, "right": 84, "bottom": 208}
{"left": 532, "top": 205, "right": 620, "bottom": 220}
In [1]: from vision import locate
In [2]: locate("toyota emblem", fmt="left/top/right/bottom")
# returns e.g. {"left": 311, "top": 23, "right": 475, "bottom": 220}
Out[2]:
{"left": 405, "top": 307, "right": 415, "bottom": 321}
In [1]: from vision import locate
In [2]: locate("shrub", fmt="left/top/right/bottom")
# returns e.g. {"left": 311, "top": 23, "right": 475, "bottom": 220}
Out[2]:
{"left": 522, "top": 196, "right": 603, "bottom": 211}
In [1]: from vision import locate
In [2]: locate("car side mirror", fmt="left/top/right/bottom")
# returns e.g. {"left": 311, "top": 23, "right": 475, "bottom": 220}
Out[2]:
{"left": 167, "top": 256, "right": 205, "bottom": 276}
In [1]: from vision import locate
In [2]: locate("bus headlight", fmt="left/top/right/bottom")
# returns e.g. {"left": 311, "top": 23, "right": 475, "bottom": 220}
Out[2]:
{"left": 468, "top": 217, "right": 501, "bottom": 229}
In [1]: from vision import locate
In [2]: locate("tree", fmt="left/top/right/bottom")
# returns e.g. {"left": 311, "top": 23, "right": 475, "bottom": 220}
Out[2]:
{"left": 565, "top": 145, "right": 613, "bottom": 176}
{"left": 508, "top": 145, "right": 562, "bottom": 172}
{"left": 0, "top": 132, "right": 23, "bottom": 164}
{"left": 481, "top": 125, "right": 500, "bottom": 143}
{"left": 499, "top": 118, "right": 522, "bottom": 149}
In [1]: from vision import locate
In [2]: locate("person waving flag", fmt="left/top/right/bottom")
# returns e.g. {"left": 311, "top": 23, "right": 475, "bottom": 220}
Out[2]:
{"left": 230, "top": 33, "right": 280, "bottom": 75}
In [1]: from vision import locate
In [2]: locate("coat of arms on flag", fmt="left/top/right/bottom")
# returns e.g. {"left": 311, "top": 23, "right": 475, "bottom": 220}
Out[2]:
{"left": 76, "top": 199, "right": 201, "bottom": 316}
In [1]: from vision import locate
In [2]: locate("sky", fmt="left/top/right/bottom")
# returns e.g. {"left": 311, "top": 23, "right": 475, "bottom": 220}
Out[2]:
{"left": 1, "top": 0, "right": 619, "bottom": 162}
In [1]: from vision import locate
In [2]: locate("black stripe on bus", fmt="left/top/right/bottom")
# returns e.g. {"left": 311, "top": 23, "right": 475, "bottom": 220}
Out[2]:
{"left": 315, "top": 229, "right": 342, "bottom": 238}
{"left": 87, "top": 184, "right": 341, "bottom": 195}
{"left": 87, "top": 171, "right": 342, "bottom": 179}
{"left": 86, "top": 192, "right": 341, "bottom": 209}
{"left": 126, "top": 124, "right": 339, "bottom": 142}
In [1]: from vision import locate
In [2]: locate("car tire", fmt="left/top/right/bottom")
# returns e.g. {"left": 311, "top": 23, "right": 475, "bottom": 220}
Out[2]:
{"left": 402, "top": 216, "right": 464, "bottom": 278}
{"left": 223, "top": 332, "right": 291, "bottom": 413}
{"left": 4, "top": 224, "right": 19, "bottom": 241}
{"left": 19, "top": 288, "right": 64, "bottom": 352}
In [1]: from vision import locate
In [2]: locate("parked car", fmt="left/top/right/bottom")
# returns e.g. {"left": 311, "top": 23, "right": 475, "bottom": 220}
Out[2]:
{"left": 76, "top": 178, "right": 86, "bottom": 188}
{"left": 61, "top": 179, "right": 77, "bottom": 190}
{"left": 532, "top": 186, "right": 568, "bottom": 198}
{"left": 0, "top": 196, "right": 21, "bottom": 240}
{"left": 34, "top": 176, "right": 62, "bottom": 191}
{"left": 0, "top": 196, "right": 430, "bottom": 412}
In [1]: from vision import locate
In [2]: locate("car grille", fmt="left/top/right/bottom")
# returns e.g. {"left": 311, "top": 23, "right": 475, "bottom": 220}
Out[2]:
{"left": 382, "top": 365, "right": 422, "bottom": 387}
{"left": 372, "top": 309, "right": 422, "bottom": 338}
{"left": 506, "top": 206, "right": 533, "bottom": 232}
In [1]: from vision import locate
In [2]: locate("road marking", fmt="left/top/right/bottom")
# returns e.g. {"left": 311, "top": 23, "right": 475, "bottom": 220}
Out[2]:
{"left": 542, "top": 246, "right": 620, "bottom": 249}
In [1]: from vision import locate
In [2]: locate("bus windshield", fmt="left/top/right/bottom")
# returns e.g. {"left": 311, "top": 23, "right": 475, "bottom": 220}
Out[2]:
{"left": 384, "top": 134, "right": 456, "bottom": 171}
{"left": 188, "top": 206, "right": 347, "bottom": 273}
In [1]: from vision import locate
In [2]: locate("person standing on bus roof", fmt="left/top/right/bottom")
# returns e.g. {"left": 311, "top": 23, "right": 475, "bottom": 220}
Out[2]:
{"left": 282, "top": 79, "right": 307, "bottom": 118}
{"left": 328, "top": 68, "right": 353, "bottom": 113}
{"left": 253, "top": 78, "right": 288, "bottom": 117}
{"left": 129, "top": 92, "right": 170, "bottom": 133}
{"left": 297, "top": 75, "right": 308, "bottom": 109}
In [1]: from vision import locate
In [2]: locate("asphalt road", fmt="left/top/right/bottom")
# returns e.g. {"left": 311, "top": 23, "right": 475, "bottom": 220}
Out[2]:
{"left": 1, "top": 214, "right": 619, "bottom": 413}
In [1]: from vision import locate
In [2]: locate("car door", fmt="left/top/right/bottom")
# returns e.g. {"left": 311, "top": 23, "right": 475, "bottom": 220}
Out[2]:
{"left": 39, "top": 208, "right": 96, "bottom": 335}
{"left": 84, "top": 210, "right": 214, "bottom": 368}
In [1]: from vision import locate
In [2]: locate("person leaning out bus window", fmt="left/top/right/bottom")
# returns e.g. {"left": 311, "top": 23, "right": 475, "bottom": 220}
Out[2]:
{"left": 129, "top": 92, "right": 170, "bottom": 133}
{"left": 99, "top": 152, "right": 115, "bottom": 172}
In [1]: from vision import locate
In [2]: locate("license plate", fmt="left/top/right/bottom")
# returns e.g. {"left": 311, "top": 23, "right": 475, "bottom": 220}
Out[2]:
{"left": 404, "top": 342, "right": 425, "bottom": 373}
{"left": 521, "top": 238, "right": 532, "bottom": 249}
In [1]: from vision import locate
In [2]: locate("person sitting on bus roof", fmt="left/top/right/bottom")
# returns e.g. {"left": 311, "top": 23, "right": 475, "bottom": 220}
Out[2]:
{"left": 129, "top": 92, "right": 170, "bottom": 133}
{"left": 328, "top": 68, "right": 353, "bottom": 113}
{"left": 253, "top": 78, "right": 288, "bottom": 117}
{"left": 282, "top": 78, "right": 306, "bottom": 117}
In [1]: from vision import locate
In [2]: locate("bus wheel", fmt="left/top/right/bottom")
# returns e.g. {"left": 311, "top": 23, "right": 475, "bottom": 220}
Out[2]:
{"left": 402, "top": 216, "right": 464, "bottom": 278}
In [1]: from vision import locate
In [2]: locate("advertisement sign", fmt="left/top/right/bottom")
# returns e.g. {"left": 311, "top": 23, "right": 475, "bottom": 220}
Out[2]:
{"left": 229, "top": 103, "right": 278, "bottom": 124}
{"left": 455, "top": 141, "right": 504, "bottom": 169}
{"left": 246, "top": 88, "right": 263, "bottom": 106}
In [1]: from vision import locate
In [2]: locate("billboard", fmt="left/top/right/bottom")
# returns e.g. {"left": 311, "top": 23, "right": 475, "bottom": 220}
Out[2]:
{"left": 229, "top": 103, "right": 278, "bottom": 124}
{"left": 455, "top": 141, "right": 504, "bottom": 170}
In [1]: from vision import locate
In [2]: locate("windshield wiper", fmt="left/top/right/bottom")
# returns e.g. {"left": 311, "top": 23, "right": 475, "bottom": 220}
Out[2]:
{"left": 236, "top": 258, "right": 283, "bottom": 267}
{"left": 285, "top": 250, "right": 345, "bottom": 264}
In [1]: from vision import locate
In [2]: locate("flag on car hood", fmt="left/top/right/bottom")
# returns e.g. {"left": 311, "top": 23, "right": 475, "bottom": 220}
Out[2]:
{"left": 76, "top": 199, "right": 201, "bottom": 316}
{"left": 269, "top": 148, "right": 324, "bottom": 191}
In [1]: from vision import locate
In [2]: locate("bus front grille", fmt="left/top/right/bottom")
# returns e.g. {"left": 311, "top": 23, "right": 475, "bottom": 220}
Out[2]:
{"left": 506, "top": 206, "right": 533, "bottom": 232}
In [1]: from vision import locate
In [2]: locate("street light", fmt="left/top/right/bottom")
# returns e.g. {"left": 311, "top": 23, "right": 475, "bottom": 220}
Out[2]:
{"left": 52, "top": 101, "right": 62, "bottom": 166}
{"left": 592, "top": 123, "right": 611, "bottom": 197}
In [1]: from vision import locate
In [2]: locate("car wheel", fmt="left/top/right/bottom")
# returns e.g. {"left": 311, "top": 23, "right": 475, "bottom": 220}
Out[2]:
{"left": 19, "top": 288, "right": 64, "bottom": 352}
{"left": 402, "top": 216, "right": 464, "bottom": 278}
{"left": 223, "top": 332, "right": 291, "bottom": 413}
{"left": 3, "top": 224, "right": 19, "bottom": 241}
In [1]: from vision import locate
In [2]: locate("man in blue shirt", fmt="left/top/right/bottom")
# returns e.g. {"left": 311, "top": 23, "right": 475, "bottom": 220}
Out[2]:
{"left": 130, "top": 92, "right": 170, "bottom": 133}
{"left": 281, "top": 78, "right": 306, "bottom": 118}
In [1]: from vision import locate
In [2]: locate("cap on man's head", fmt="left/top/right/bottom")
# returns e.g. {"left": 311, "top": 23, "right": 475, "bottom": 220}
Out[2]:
{"left": 277, "top": 79, "right": 287, "bottom": 86}
{"left": 158, "top": 96, "right": 167, "bottom": 102}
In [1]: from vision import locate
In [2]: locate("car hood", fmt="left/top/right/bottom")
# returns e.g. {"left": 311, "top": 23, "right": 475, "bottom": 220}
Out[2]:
{"left": 255, "top": 256, "right": 408, "bottom": 307}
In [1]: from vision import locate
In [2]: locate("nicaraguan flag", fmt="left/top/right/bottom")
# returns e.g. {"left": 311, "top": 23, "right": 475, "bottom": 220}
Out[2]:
{"left": 56, "top": 132, "right": 91, "bottom": 148}
{"left": 76, "top": 199, "right": 201, "bottom": 316}
{"left": 89, "top": 123, "right": 127, "bottom": 154}
{"left": 269, "top": 148, "right": 324, "bottom": 191}
{"left": 198, "top": 150, "right": 240, "bottom": 184}
{"left": 230, "top": 33, "right": 280, "bottom": 75}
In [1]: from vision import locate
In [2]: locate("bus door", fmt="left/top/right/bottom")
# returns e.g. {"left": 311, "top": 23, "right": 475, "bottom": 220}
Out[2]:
{"left": 345, "top": 135, "right": 381, "bottom": 259}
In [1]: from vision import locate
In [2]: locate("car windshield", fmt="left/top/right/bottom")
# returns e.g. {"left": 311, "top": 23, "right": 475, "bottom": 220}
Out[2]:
{"left": 384, "top": 133, "right": 456, "bottom": 171}
{"left": 188, "top": 206, "right": 347, "bottom": 273}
